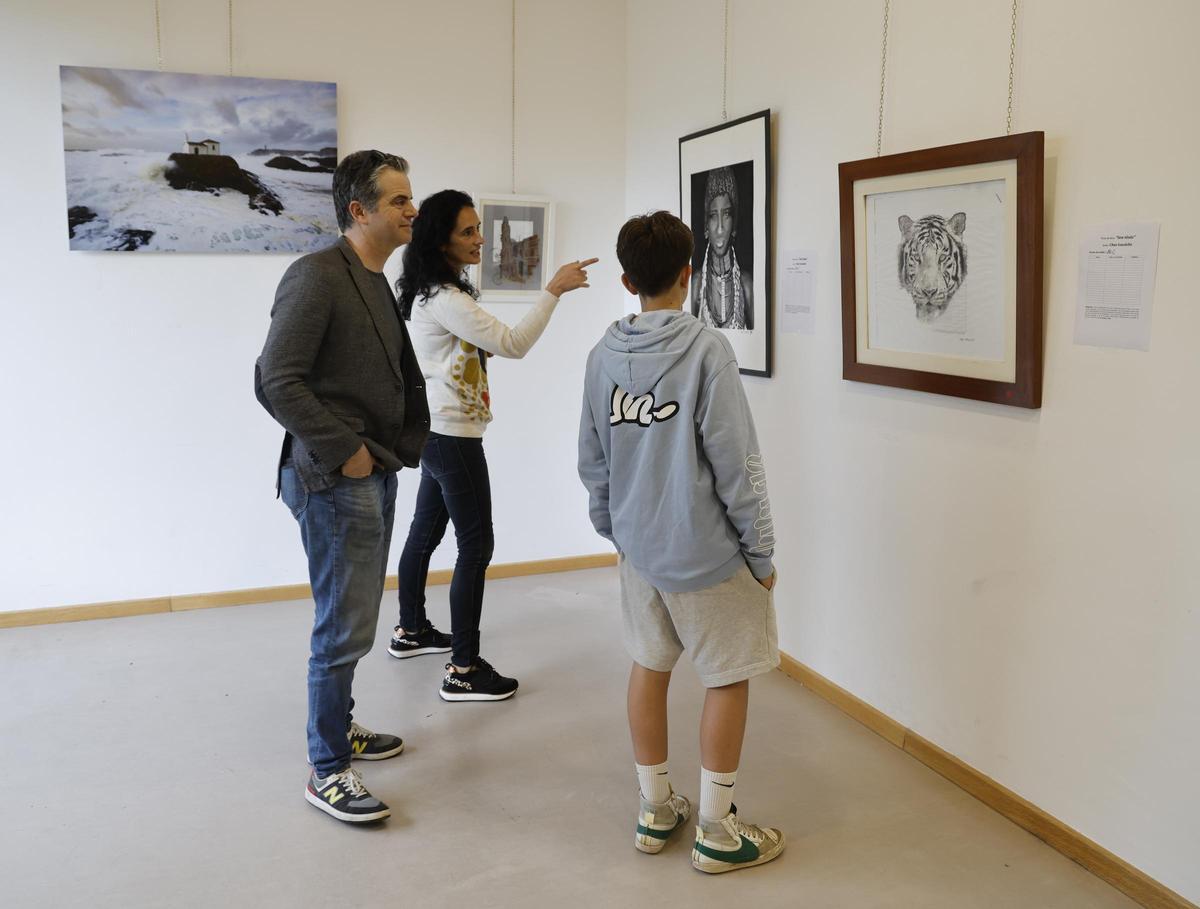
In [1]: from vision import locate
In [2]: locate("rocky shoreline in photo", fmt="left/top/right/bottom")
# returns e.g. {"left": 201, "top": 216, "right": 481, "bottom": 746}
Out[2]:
{"left": 164, "top": 153, "right": 283, "bottom": 214}
{"left": 264, "top": 155, "right": 335, "bottom": 173}
{"left": 249, "top": 145, "right": 336, "bottom": 158}
{"left": 63, "top": 145, "right": 338, "bottom": 252}
{"left": 67, "top": 205, "right": 154, "bottom": 250}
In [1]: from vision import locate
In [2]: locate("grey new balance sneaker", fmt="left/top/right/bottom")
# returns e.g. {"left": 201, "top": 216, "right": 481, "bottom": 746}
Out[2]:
{"left": 635, "top": 789, "right": 692, "bottom": 854}
{"left": 304, "top": 767, "right": 390, "bottom": 823}
{"left": 691, "top": 808, "right": 785, "bottom": 873}
{"left": 348, "top": 721, "right": 404, "bottom": 761}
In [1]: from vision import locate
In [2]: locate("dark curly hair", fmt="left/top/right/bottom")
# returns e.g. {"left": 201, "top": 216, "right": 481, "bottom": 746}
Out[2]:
{"left": 396, "top": 189, "right": 479, "bottom": 319}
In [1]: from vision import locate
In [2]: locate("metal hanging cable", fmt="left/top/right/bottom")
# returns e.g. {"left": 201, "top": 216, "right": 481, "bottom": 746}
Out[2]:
{"left": 875, "top": 0, "right": 1015, "bottom": 151}
{"left": 228, "top": 0, "right": 235, "bottom": 76}
{"left": 154, "top": 0, "right": 164, "bottom": 71}
{"left": 722, "top": 0, "right": 730, "bottom": 121}
{"left": 1006, "top": 0, "right": 1018, "bottom": 134}
{"left": 511, "top": 0, "right": 517, "bottom": 193}
{"left": 154, "top": 2, "right": 238, "bottom": 77}
{"left": 875, "top": 0, "right": 890, "bottom": 156}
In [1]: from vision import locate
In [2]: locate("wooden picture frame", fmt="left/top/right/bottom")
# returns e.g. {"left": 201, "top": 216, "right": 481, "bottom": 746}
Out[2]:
{"left": 838, "top": 131, "right": 1043, "bottom": 407}
{"left": 679, "top": 109, "right": 773, "bottom": 377}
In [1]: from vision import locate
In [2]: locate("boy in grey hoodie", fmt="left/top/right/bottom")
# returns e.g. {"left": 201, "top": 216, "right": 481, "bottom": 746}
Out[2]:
{"left": 578, "top": 211, "right": 784, "bottom": 874}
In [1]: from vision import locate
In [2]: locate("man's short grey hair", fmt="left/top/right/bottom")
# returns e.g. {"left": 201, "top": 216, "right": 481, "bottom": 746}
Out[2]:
{"left": 332, "top": 150, "right": 410, "bottom": 232}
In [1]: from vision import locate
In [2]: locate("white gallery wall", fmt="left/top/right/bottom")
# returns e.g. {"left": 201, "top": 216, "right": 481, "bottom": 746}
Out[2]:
{"left": 625, "top": 0, "right": 1199, "bottom": 901}
{"left": 0, "top": 0, "right": 626, "bottom": 611}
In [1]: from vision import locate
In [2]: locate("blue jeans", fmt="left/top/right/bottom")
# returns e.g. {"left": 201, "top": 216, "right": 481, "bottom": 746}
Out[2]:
{"left": 281, "top": 464, "right": 397, "bottom": 777}
{"left": 397, "top": 433, "right": 494, "bottom": 668}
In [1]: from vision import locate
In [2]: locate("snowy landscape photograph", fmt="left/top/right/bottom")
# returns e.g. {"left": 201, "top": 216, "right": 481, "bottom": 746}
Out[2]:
{"left": 60, "top": 65, "right": 338, "bottom": 253}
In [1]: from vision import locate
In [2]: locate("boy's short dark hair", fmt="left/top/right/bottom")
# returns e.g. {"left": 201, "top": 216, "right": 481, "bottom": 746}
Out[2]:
{"left": 616, "top": 211, "right": 693, "bottom": 297}
{"left": 332, "top": 149, "right": 409, "bottom": 232}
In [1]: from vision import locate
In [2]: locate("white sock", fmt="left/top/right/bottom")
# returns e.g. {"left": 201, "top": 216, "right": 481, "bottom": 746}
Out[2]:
{"left": 636, "top": 761, "right": 672, "bottom": 804}
{"left": 699, "top": 767, "right": 737, "bottom": 821}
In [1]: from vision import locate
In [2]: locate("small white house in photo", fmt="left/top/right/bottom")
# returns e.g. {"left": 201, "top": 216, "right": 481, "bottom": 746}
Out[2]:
{"left": 183, "top": 137, "right": 221, "bottom": 155}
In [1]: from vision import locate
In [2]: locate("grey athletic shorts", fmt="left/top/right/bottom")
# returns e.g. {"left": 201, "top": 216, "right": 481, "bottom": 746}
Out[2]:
{"left": 619, "top": 557, "right": 779, "bottom": 687}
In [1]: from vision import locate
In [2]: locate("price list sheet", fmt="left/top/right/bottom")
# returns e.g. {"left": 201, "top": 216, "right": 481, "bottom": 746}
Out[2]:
{"left": 1074, "top": 222, "right": 1160, "bottom": 350}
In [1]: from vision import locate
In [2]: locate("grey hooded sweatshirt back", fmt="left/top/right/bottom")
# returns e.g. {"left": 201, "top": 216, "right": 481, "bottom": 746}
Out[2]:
{"left": 578, "top": 309, "right": 775, "bottom": 592}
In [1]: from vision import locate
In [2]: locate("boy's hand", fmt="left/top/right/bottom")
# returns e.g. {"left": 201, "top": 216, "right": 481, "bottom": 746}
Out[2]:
{"left": 757, "top": 570, "right": 777, "bottom": 591}
{"left": 546, "top": 258, "right": 599, "bottom": 297}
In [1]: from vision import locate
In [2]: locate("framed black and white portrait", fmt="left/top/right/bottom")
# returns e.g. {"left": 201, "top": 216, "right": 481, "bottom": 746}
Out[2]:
{"left": 471, "top": 193, "right": 554, "bottom": 303}
{"left": 679, "top": 110, "right": 773, "bottom": 377}
{"left": 838, "top": 132, "right": 1044, "bottom": 408}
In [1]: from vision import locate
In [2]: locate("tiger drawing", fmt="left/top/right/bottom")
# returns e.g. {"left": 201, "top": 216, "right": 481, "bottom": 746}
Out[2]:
{"left": 897, "top": 212, "right": 967, "bottom": 322}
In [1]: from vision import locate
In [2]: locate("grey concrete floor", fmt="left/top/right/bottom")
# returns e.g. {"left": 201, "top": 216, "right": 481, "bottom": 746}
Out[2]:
{"left": 0, "top": 567, "right": 1136, "bottom": 908}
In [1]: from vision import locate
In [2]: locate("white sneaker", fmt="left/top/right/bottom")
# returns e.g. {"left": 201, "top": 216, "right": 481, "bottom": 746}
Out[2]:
{"left": 635, "top": 789, "right": 692, "bottom": 854}
{"left": 691, "top": 807, "right": 785, "bottom": 873}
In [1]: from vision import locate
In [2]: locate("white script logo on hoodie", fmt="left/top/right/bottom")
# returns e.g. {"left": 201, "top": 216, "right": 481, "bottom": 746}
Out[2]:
{"left": 609, "top": 387, "right": 679, "bottom": 427}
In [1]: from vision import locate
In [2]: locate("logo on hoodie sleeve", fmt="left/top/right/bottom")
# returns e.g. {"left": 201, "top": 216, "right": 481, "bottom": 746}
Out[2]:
{"left": 609, "top": 387, "right": 679, "bottom": 427}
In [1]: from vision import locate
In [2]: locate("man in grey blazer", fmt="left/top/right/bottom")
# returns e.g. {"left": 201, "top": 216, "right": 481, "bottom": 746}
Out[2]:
{"left": 256, "top": 150, "right": 431, "bottom": 824}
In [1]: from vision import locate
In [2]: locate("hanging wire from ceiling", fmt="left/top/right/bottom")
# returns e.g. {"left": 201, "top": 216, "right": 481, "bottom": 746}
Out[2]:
{"left": 511, "top": 0, "right": 518, "bottom": 193}
{"left": 1006, "top": 0, "right": 1018, "bottom": 134}
{"left": 722, "top": 0, "right": 730, "bottom": 122}
{"left": 875, "top": 0, "right": 890, "bottom": 156}
{"left": 154, "top": 0, "right": 164, "bottom": 71}
{"left": 228, "top": 0, "right": 235, "bottom": 77}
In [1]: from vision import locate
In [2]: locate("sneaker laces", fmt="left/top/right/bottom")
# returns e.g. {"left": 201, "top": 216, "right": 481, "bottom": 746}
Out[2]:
{"left": 330, "top": 766, "right": 368, "bottom": 797}
{"left": 348, "top": 721, "right": 375, "bottom": 742}
{"left": 729, "top": 815, "right": 769, "bottom": 845}
{"left": 473, "top": 657, "right": 498, "bottom": 678}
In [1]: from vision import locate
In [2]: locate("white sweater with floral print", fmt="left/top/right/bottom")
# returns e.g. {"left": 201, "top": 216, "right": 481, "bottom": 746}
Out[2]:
{"left": 407, "top": 285, "right": 560, "bottom": 438}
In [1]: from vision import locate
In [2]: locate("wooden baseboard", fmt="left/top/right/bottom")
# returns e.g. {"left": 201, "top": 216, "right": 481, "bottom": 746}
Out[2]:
{"left": 0, "top": 552, "right": 618, "bottom": 630}
{"left": 172, "top": 583, "right": 313, "bottom": 613}
{"left": 0, "top": 597, "right": 173, "bottom": 629}
{"left": 777, "top": 653, "right": 1196, "bottom": 909}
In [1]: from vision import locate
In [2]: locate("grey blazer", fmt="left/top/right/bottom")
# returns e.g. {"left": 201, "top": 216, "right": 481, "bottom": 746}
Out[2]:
{"left": 255, "top": 237, "right": 430, "bottom": 493}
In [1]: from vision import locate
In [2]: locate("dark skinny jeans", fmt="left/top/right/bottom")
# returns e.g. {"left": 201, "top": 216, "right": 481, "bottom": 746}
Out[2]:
{"left": 397, "top": 432, "right": 494, "bottom": 667}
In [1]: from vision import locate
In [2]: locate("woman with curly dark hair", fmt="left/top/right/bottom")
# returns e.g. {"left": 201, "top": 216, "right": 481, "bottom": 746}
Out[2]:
{"left": 389, "top": 189, "right": 596, "bottom": 701}
{"left": 689, "top": 166, "right": 753, "bottom": 330}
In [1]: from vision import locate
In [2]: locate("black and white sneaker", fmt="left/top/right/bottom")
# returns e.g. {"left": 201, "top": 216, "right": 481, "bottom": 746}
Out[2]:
{"left": 305, "top": 767, "right": 390, "bottom": 823}
{"left": 439, "top": 657, "right": 519, "bottom": 702}
{"left": 388, "top": 623, "right": 452, "bottom": 659}
{"left": 348, "top": 721, "right": 404, "bottom": 761}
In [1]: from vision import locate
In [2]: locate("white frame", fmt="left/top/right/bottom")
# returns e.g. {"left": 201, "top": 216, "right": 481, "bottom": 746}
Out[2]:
{"left": 471, "top": 193, "right": 555, "bottom": 303}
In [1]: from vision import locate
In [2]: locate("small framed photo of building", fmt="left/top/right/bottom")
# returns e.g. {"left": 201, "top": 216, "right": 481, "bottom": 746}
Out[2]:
{"left": 679, "top": 109, "right": 773, "bottom": 377}
{"left": 472, "top": 194, "right": 554, "bottom": 303}
{"left": 838, "top": 131, "right": 1044, "bottom": 408}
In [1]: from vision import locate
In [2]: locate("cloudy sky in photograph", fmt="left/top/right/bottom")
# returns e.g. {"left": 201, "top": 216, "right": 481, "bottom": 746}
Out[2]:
{"left": 60, "top": 65, "right": 336, "bottom": 154}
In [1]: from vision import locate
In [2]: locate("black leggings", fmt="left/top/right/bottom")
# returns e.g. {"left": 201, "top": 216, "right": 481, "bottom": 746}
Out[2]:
{"left": 397, "top": 433, "right": 494, "bottom": 667}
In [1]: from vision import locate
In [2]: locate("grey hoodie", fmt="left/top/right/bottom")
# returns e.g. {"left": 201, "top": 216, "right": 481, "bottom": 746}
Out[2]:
{"left": 578, "top": 309, "right": 775, "bottom": 592}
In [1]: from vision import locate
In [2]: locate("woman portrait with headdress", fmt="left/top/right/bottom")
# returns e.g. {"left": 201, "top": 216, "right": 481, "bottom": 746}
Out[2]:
{"left": 690, "top": 164, "right": 754, "bottom": 330}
